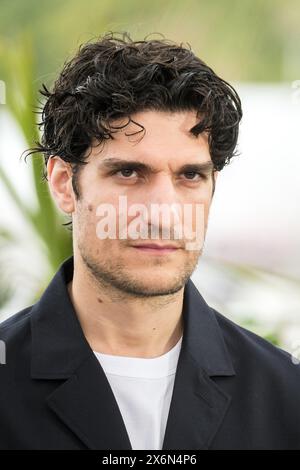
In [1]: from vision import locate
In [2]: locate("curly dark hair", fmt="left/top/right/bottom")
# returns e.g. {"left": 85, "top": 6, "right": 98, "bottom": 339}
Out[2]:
{"left": 26, "top": 31, "right": 242, "bottom": 199}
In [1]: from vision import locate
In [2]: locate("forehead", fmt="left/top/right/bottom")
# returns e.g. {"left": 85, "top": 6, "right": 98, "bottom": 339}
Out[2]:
{"left": 88, "top": 110, "right": 211, "bottom": 165}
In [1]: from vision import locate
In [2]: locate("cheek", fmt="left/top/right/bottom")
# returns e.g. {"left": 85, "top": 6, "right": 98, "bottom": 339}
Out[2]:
{"left": 74, "top": 200, "right": 99, "bottom": 243}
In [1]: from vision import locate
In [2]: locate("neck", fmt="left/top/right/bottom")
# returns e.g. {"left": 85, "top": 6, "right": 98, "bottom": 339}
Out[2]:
{"left": 68, "top": 258, "right": 185, "bottom": 359}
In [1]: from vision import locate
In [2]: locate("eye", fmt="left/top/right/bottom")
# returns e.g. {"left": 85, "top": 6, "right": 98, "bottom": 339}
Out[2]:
{"left": 182, "top": 171, "right": 204, "bottom": 181}
{"left": 115, "top": 168, "right": 138, "bottom": 178}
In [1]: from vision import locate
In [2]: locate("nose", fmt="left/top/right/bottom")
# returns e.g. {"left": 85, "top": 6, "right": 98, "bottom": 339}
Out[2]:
{"left": 142, "top": 173, "right": 182, "bottom": 239}
{"left": 145, "top": 172, "right": 179, "bottom": 206}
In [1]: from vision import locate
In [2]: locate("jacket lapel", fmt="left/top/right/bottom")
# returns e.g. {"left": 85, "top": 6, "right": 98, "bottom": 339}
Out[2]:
{"left": 162, "top": 279, "right": 235, "bottom": 450}
{"left": 46, "top": 354, "right": 132, "bottom": 449}
{"left": 162, "top": 348, "right": 232, "bottom": 450}
{"left": 31, "top": 256, "right": 235, "bottom": 450}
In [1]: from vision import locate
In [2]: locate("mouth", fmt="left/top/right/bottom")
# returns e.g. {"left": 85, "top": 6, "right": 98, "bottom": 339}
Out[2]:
{"left": 130, "top": 243, "right": 181, "bottom": 255}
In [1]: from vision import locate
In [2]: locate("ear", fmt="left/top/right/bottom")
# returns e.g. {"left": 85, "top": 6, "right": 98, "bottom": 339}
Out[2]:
{"left": 47, "top": 156, "right": 75, "bottom": 214}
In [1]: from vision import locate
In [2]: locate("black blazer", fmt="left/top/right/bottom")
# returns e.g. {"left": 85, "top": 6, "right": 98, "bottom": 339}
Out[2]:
{"left": 1, "top": 256, "right": 300, "bottom": 450}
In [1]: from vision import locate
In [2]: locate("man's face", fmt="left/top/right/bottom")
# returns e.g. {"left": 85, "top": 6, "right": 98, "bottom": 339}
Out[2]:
{"left": 63, "top": 110, "right": 217, "bottom": 297}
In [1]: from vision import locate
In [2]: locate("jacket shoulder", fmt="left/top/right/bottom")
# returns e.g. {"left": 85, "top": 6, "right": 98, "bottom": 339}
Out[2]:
{"left": 0, "top": 306, "right": 33, "bottom": 337}
{"left": 213, "top": 307, "right": 300, "bottom": 378}
{"left": 0, "top": 306, "right": 33, "bottom": 357}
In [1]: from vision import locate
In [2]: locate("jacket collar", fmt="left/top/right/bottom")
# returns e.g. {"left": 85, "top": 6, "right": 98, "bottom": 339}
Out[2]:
{"left": 30, "top": 256, "right": 235, "bottom": 450}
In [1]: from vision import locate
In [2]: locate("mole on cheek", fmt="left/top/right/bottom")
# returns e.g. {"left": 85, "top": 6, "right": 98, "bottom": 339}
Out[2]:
{"left": 97, "top": 297, "right": 103, "bottom": 303}
{"left": 88, "top": 204, "right": 93, "bottom": 212}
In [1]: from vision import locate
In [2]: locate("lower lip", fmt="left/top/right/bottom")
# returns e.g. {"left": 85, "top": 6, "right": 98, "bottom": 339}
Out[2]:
{"left": 132, "top": 246, "right": 179, "bottom": 255}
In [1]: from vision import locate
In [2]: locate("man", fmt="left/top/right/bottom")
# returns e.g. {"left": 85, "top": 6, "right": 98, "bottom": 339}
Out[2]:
{"left": 0, "top": 31, "right": 300, "bottom": 450}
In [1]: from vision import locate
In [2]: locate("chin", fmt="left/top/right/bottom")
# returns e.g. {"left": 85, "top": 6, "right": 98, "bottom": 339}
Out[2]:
{"left": 130, "top": 283, "right": 184, "bottom": 297}
{"left": 130, "top": 274, "right": 186, "bottom": 295}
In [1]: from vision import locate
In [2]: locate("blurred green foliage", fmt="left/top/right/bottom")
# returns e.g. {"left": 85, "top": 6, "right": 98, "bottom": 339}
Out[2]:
{"left": 0, "top": 0, "right": 299, "bottom": 83}
{"left": 0, "top": 36, "right": 72, "bottom": 279}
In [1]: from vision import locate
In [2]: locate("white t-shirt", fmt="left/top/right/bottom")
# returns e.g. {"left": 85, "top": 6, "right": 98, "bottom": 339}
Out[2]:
{"left": 94, "top": 335, "right": 183, "bottom": 450}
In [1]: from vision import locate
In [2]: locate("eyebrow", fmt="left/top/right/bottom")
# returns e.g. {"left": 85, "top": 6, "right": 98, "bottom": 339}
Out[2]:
{"left": 98, "top": 158, "right": 215, "bottom": 174}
